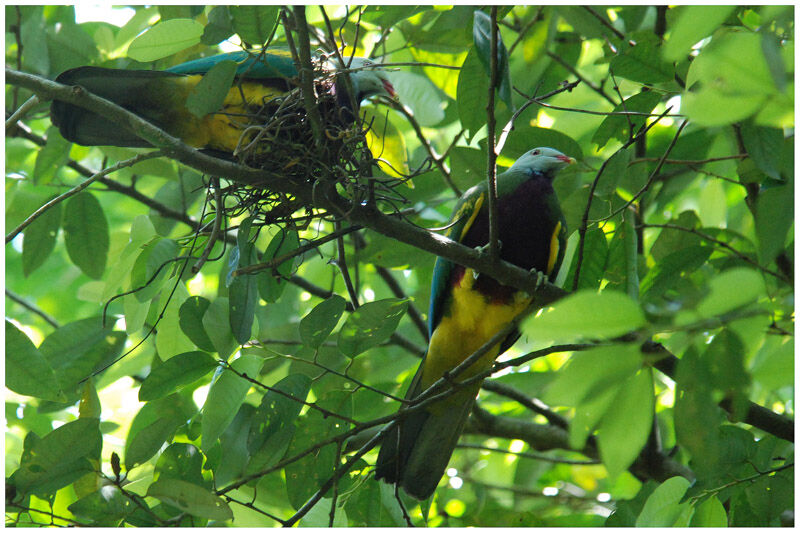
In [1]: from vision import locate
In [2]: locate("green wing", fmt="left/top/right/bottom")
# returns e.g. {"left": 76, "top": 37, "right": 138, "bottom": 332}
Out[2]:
{"left": 427, "top": 184, "right": 486, "bottom": 335}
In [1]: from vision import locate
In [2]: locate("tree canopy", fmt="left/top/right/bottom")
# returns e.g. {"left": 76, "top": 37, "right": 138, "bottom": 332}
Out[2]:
{"left": 5, "top": 4, "right": 794, "bottom": 527}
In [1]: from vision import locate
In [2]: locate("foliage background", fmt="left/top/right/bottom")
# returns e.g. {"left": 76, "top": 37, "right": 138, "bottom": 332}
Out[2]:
{"left": 5, "top": 4, "right": 794, "bottom": 527}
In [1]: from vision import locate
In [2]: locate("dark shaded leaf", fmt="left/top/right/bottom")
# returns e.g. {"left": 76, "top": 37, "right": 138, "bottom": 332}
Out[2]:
{"left": 139, "top": 351, "right": 218, "bottom": 401}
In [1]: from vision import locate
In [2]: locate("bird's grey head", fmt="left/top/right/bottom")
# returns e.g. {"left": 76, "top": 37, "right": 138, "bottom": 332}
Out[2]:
{"left": 509, "top": 147, "right": 575, "bottom": 177}
{"left": 340, "top": 57, "right": 397, "bottom": 101}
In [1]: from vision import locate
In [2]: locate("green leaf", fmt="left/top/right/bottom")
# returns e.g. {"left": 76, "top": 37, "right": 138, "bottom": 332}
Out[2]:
{"left": 11, "top": 418, "right": 101, "bottom": 497}
{"left": 139, "top": 351, "right": 218, "bottom": 401}
{"left": 228, "top": 251, "right": 259, "bottom": 345}
{"left": 179, "top": 296, "right": 216, "bottom": 352}
{"left": 457, "top": 48, "right": 489, "bottom": 139}
{"left": 131, "top": 237, "right": 178, "bottom": 302}
{"left": 387, "top": 71, "right": 445, "bottom": 127}
{"left": 543, "top": 344, "right": 642, "bottom": 407}
{"left": 673, "top": 347, "right": 725, "bottom": 479}
{"left": 523, "top": 290, "right": 645, "bottom": 343}
{"left": 472, "top": 10, "right": 512, "bottom": 109}
{"left": 63, "top": 192, "right": 109, "bottom": 280}
{"left": 22, "top": 196, "right": 60, "bottom": 272}
{"left": 363, "top": 107, "right": 408, "bottom": 177}
{"left": 38, "top": 317, "right": 126, "bottom": 398}
{"left": 247, "top": 374, "right": 312, "bottom": 473}
{"left": 662, "top": 6, "right": 736, "bottom": 62}
{"left": 741, "top": 123, "right": 785, "bottom": 181}
{"left": 755, "top": 183, "right": 793, "bottom": 265}
{"left": 127, "top": 18, "right": 204, "bottom": 62}
{"left": 567, "top": 382, "right": 618, "bottom": 450}
{"left": 564, "top": 228, "right": 608, "bottom": 290}
{"left": 68, "top": 485, "right": 136, "bottom": 526}
{"left": 683, "top": 32, "right": 777, "bottom": 126}
{"left": 338, "top": 298, "right": 409, "bottom": 357}
{"left": 592, "top": 91, "right": 662, "bottom": 150}
{"left": 33, "top": 126, "right": 70, "bottom": 185}
{"left": 597, "top": 368, "right": 654, "bottom": 479}
{"left": 201, "top": 353, "right": 263, "bottom": 452}
{"left": 257, "top": 229, "right": 300, "bottom": 303}
{"left": 125, "top": 393, "right": 194, "bottom": 470}
{"left": 155, "top": 442, "right": 205, "bottom": 486}
{"left": 635, "top": 477, "right": 692, "bottom": 527}
{"left": 147, "top": 479, "right": 233, "bottom": 521}
{"left": 610, "top": 37, "right": 673, "bottom": 84}
{"left": 299, "top": 497, "right": 348, "bottom": 527}
{"left": 5, "top": 320, "right": 65, "bottom": 402}
{"left": 155, "top": 285, "right": 196, "bottom": 360}
{"left": 694, "top": 268, "right": 765, "bottom": 319}
{"left": 202, "top": 297, "right": 238, "bottom": 358}
{"left": 229, "top": 5, "right": 279, "bottom": 45}
{"left": 185, "top": 59, "right": 237, "bottom": 118}
{"left": 640, "top": 245, "right": 712, "bottom": 302}
{"left": 201, "top": 6, "right": 234, "bottom": 45}
{"left": 690, "top": 496, "right": 727, "bottom": 527}
{"left": 300, "top": 295, "right": 346, "bottom": 349}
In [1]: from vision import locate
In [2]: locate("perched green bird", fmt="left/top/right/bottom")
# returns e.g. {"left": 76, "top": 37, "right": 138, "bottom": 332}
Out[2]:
{"left": 50, "top": 50, "right": 396, "bottom": 154}
{"left": 375, "top": 147, "right": 574, "bottom": 500}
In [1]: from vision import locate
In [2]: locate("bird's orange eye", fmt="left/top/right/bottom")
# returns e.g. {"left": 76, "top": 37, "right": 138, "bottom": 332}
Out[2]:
{"left": 531, "top": 149, "right": 540, "bottom": 155}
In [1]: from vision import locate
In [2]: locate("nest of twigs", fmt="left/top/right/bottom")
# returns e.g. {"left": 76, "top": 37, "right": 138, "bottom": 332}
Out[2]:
{"left": 210, "top": 69, "right": 407, "bottom": 230}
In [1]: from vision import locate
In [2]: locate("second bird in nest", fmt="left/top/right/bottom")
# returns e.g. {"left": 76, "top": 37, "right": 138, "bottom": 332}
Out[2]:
{"left": 50, "top": 49, "right": 397, "bottom": 162}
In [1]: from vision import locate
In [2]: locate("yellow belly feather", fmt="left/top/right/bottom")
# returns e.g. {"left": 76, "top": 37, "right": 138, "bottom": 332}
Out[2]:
{"left": 170, "top": 77, "right": 285, "bottom": 152}
{"left": 421, "top": 268, "right": 531, "bottom": 392}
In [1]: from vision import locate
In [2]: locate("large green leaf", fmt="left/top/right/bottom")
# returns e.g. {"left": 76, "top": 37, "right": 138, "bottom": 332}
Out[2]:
{"left": 300, "top": 295, "right": 346, "bottom": 349}
{"left": 247, "top": 374, "right": 312, "bottom": 473}
{"left": 523, "top": 290, "right": 645, "bottom": 343}
{"left": 257, "top": 229, "right": 300, "bottom": 304}
{"left": 139, "top": 351, "right": 218, "bottom": 401}
{"left": 5, "top": 320, "right": 64, "bottom": 401}
{"left": 147, "top": 479, "right": 233, "bottom": 521}
{"left": 662, "top": 6, "right": 736, "bottom": 62}
{"left": 38, "top": 317, "right": 126, "bottom": 398}
{"left": 755, "top": 182, "right": 793, "bottom": 265}
{"left": 33, "top": 126, "right": 70, "bottom": 185}
{"left": 11, "top": 418, "right": 101, "bottom": 497}
{"left": 597, "top": 368, "right": 654, "bottom": 479}
{"left": 543, "top": 344, "right": 642, "bottom": 408}
{"left": 201, "top": 353, "right": 263, "bottom": 452}
{"left": 229, "top": 5, "right": 279, "bottom": 45}
{"left": 592, "top": 91, "right": 662, "bottom": 150}
{"left": 179, "top": 296, "right": 216, "bottom": 352}
{"left": 127, "top": 18, "right": 204, "bottom": 62}
{"left": 338, "top": 298, "right": 409, "bottom": 357}
{"left": 635, "top": 477, "right": 692, "bottom": 527}
{"left": 63, "top": 192, "right": 109, "bottom": 280}
{"left": 185, "top": 59, "right": 237, "bottom": 118}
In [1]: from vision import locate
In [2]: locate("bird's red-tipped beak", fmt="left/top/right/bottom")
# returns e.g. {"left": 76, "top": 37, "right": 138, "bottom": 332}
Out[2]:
{"left": 557, "top": 154, "right": 576, "bottom": 165}
{"left": 382, "top": 78, "right": 397, "bottom": 99}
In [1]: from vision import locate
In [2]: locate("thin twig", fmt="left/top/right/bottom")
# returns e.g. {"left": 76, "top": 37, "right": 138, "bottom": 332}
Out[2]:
{"left": 234, "top": 224, "right": 362, "bottom": 277}
{"left": 456, "top": 443, "right": 600, "bottom": 465}
{"left": 334, "top": 220, "right": 361, "bottom": 309}
{"left": 191, "top": 177, "right": 222, "bottom": 274}
{"left": 5, "top": 150, "right": 163, "bottom": 244}
{"left": 290, "top": 6, "right": 323, "bottom": 147}
{"left": 5, "top": 94, "right": 40, "bottom": 131}
{"left": 643, "top": 223, "right": 790, "bottom": 284}
{"left": 486, "top": 6, "right": 501, "bottom": 262}
{"left": 5, "top": 289, "right": 60, "bottom": 328}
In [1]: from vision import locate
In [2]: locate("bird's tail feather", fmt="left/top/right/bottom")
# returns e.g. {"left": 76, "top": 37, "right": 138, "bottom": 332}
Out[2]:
{"left": 51, "top": 66, "right": 186, "bottom": 147}
{"left": 375, "top": 365, "right": 480, "bottom": 501}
